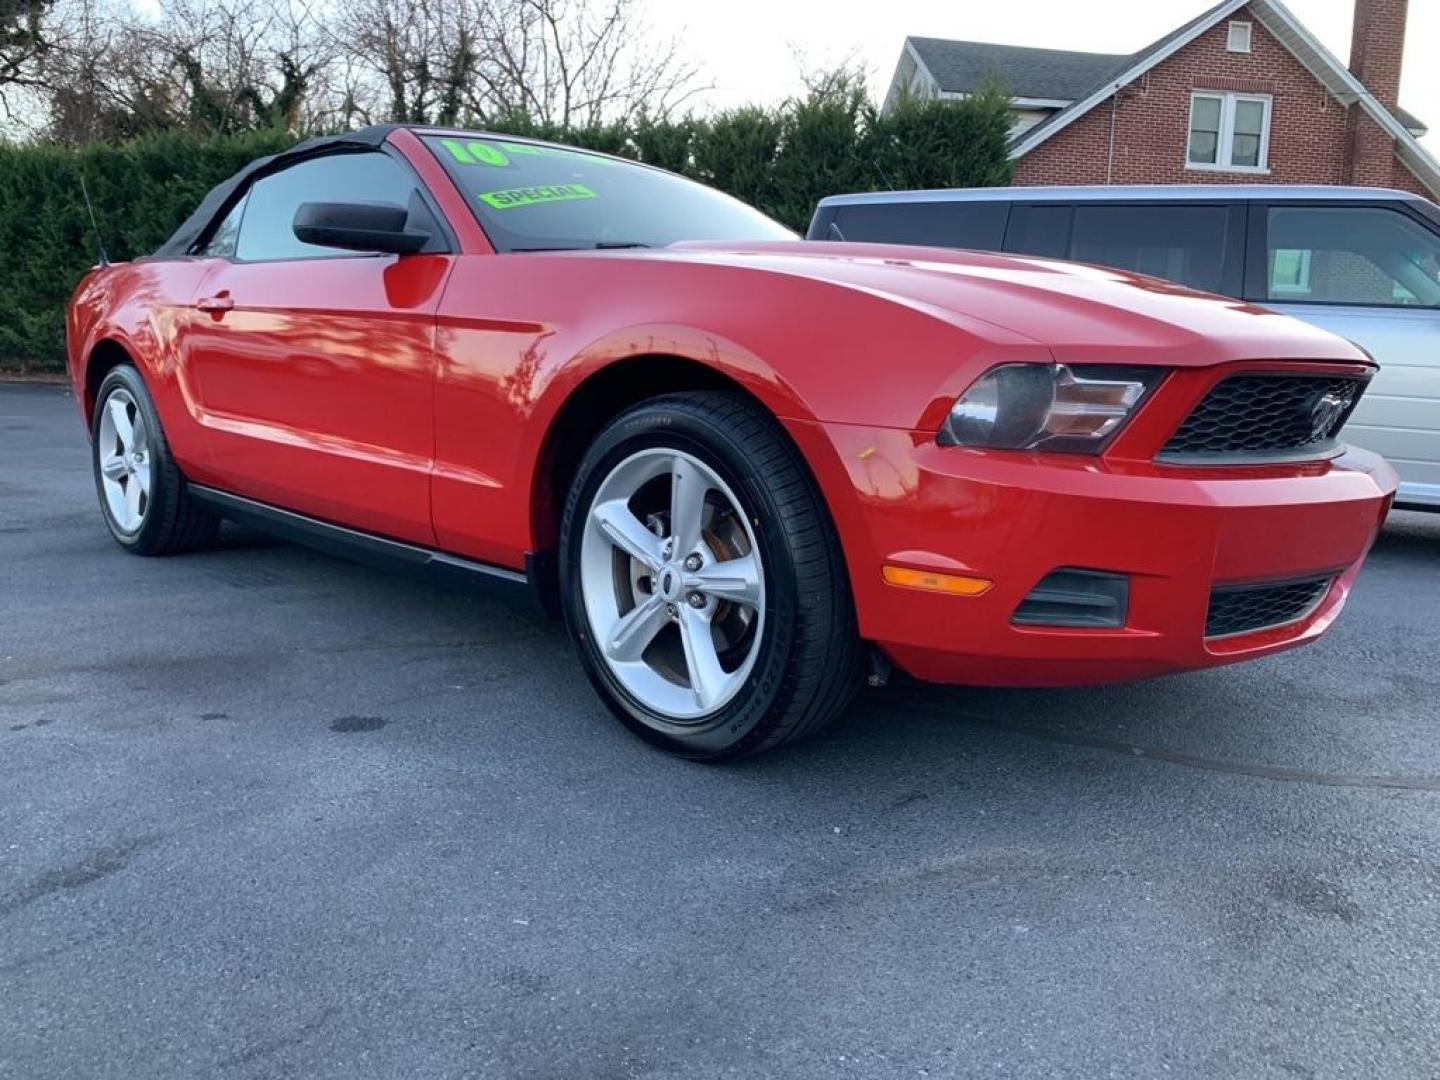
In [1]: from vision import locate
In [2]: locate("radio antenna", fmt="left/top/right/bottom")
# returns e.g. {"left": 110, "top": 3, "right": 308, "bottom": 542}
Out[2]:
{"left": 78, "top": 173, "right": 110, "bottom": 268}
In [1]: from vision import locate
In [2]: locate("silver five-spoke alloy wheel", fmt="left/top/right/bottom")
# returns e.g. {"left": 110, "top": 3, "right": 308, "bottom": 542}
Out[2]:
{"left": 580, "top": 448, "right": 765, "bottom": 722}
{"left": 97, "top": 387, "right": 152, "bottom": 534}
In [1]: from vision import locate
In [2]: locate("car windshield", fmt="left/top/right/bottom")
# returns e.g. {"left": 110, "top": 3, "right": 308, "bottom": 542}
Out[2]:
{"left": 421, "top": 134, "right": 794, "bottom": 252}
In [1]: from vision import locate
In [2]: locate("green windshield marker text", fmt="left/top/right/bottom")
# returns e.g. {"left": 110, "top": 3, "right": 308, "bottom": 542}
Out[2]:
{"left": 465, "top": 141, "right": 509, "bottom": 166}
{"left": 439, "top": 138, "right": 510, "bottom": 166}
{"left": 440, "top": 138, "right": 472, "bottom": 164}
{"left": 479, "top": 184, "right": 597, "bottom": 210}
{"left": 499, "top": 141, "right": 614, "bottom": 166}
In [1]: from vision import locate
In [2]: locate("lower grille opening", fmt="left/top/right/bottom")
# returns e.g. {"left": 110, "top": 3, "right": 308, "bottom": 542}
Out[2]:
{"left": 1205, "top": 576, "right": 1334, "bottom": 638}
{"left": 1013, "top": 569, "right": 1129, "bottom": 629}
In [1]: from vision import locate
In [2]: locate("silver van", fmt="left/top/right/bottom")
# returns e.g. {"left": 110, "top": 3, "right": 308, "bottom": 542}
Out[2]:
{"left": 808, "top": 186, "right": 1440, "bottom": 511}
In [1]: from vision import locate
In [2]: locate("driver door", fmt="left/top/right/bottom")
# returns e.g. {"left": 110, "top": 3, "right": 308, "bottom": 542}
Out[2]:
{"left": 183, "top": 149, "right": 454, "bottom": 545}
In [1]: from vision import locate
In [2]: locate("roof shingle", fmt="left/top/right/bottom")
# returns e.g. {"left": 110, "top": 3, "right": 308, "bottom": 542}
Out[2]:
{"left": 906, "top": 0, "right": 1427, "bottom": 147}
{"left": 905, "top": 38, "right": 1128, "bottom": 101}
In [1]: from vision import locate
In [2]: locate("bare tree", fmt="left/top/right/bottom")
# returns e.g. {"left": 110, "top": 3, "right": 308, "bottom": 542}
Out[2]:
{"left": 34, "top": 0, "right": 332, "bottom": 139}
{"left": 471, "top": 0, "right": 699, "bottom": 127}
{"left": 334, "top": 0, "right": 698, "bottom": 128}
{"left": 28, "top": 0, "right": 170, "bottom": 140}
{"left": 331, "top": 0, "right": 474, "bottom": 125}
{"left": 18, "top": 0, "right": 702, "bottom": 141}
{"left": 306, "top": 48, "right": 378, "bottom": 129}
{"left": 1, "top": 0, "right": 50, "bottom": 88}
{"left": 137, "top": 0, "right": 317, "bottom": 133}
{"left": 1, "top": 0, "right": 55, "bottom": 123}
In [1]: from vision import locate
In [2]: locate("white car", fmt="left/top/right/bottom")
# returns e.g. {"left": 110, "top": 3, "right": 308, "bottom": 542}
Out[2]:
{"left": 809, "top": 185, "right": 1440, "bottom": 510}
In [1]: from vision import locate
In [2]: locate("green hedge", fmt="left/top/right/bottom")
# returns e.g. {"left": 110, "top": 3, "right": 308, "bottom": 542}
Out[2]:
{"left": 0, "top": 92, "right": 1010, "bottom": 372}
{"left": 0, "top": 129, "right": 299, "bottom": 373}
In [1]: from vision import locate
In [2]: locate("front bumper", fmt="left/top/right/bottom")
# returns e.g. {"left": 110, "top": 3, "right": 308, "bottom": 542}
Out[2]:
{"left": 788, "top": 420, "right": 1397, "bottom": 687}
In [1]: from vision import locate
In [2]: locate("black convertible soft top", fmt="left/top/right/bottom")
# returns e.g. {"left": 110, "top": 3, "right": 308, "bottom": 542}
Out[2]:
{"left": 154, "top": 124, "right": 399, "bottom": 257}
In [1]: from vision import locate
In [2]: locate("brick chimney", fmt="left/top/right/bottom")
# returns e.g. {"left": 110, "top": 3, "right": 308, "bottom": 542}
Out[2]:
{"left": 1346, "top": 0, "right": 1408, "bottom": 186}
{"left": 1349, "top": 0, "right": 1407, "bottom": 108}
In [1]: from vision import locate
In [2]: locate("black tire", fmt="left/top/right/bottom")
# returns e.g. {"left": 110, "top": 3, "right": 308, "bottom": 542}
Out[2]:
{"left": 91, "top": 365, "right": 220, "bottom": 555}
{"left": 559, "top": 392, "right": 861, "bottom": 760}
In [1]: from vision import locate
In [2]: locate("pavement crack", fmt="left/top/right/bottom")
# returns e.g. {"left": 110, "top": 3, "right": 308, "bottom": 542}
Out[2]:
{"left": 218, "top": 1006, "right": 338, "bottom": 1070}
{"left": 0, "top": 834, "right": 163, "bottom": 918}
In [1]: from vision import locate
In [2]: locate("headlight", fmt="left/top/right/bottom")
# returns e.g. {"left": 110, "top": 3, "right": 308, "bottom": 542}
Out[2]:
{"left": 939, "top": 363, "right": 1164, "bottom": 452}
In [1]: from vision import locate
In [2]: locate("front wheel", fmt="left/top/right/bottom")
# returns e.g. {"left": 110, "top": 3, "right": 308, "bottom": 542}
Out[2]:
{"left": 559, "top": 392, "right": 861, "bottom": 760}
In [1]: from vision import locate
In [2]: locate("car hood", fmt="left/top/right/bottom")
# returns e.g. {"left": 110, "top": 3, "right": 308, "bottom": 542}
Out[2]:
{"left": 656, "top": 240, "right": 1368, "bottom": 368}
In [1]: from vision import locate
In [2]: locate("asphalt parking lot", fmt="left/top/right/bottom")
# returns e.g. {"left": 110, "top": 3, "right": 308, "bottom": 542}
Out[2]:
{"left": 3, "top": 381, "right": 1440, "bottom": 1079}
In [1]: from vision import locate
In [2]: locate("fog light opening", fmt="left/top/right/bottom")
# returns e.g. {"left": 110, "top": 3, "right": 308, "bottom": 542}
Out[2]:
{"left": 1012, "top": 568, "right": 1129, "bottom": 628}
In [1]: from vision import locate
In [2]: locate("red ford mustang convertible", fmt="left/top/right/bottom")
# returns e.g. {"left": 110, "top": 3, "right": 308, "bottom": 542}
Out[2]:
{"left": 67, "top": 125, "right": 1397, "bottom": 758}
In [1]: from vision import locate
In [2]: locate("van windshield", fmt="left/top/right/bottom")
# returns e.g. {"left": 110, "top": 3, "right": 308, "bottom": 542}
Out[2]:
{"left": 421, "top": 135, "right": 794, "bottom": 252}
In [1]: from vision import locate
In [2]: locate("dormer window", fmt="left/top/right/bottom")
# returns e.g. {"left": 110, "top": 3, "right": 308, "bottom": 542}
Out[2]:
{"left": 1227, "top": 21, "right": 1253, "bottom": 52}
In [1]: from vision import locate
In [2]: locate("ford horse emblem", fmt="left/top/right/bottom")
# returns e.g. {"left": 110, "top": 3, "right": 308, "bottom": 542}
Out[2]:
{"left": 1309, "top": 390, "right": 1349, "bottom": 442}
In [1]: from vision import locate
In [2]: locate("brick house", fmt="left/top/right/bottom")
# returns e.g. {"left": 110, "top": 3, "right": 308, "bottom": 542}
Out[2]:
{"left": 883, "top": 0, "right": 1440, "bottom": 200}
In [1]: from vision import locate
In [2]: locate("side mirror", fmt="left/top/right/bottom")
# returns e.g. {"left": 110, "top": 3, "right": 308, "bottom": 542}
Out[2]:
{"left": 292, "top": 201, "right": 430, "bottom": 255}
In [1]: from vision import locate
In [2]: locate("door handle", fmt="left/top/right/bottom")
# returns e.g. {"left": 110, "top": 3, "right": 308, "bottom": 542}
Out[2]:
{"left": 195, "top": 294, "right": 234, "bottom": 313}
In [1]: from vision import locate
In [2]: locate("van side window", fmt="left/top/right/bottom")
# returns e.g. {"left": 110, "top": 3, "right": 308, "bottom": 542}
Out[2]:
{"left": 1264, "top": 206, "right": 1440, "bottom": 308}
{"left": 829, "top": 202, "right": 1008, "bottom": 250}
{"left": 1004, "top": 205, "right": 1073, "bottom": 259}
{"left": 1071, "top": 205, "right": 1229, "bottom": 292}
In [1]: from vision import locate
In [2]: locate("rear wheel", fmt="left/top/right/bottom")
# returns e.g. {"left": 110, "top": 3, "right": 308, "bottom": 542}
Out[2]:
{"left": 559, "top": 392, "right": 861, "bottom": 760}
{"left": 91, "top": 365, "right": 219, "bottom": 555}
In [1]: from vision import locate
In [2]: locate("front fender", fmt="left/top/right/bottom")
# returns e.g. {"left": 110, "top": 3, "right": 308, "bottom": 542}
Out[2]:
{"left": 533, "top": 320, "right": 816, "bottom": 427}
{"left": 431, "top": 251, "right": 1053, "bottom": 567}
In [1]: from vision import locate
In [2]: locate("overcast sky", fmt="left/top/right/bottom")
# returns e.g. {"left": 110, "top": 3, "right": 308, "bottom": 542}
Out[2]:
{"left": 647, "top": 0, "right": 1439, "bottom": 153}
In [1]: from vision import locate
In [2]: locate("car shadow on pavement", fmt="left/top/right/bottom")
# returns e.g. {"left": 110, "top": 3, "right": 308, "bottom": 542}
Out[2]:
{"left": 210, "top": 521, "right": 285, "bottom": 551}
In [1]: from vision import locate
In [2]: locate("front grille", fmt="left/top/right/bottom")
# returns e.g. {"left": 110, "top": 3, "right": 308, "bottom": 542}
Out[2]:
{"left": 1205, "top": 576, "right": 1334, "bottom": 638}
{"left": 1160, "top": 374, "right": 1367, "bottom": 462}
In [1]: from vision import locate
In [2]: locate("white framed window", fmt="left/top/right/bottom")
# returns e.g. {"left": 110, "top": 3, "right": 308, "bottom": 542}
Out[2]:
{"left": 1227, "top": 21, "right": 1253, "bottom": 53}
{"left": 1187, "top": 91, "right": 1271, "bottom": 172}
{"left": 1269, "top": 248, "right": 1312, "bottom": 295}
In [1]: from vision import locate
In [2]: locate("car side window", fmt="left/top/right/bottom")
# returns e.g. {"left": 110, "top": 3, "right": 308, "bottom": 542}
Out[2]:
{"left": 829, "top": 201, "right": 1009, "bottom": 250}
{"left": 234, "top": 151, "right": 424, "bottom": 262}
{"left": 1264, "top": 206, "right": 1440, "bottom": 308}
{"left": 198, "top": 194, "right": 247, "bottom": 257}
{"left": 1071, "top": 204, "right": 1230, "bottom": 293}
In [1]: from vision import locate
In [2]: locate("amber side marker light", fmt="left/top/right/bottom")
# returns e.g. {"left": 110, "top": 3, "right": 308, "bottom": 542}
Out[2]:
{"left": 882, "top": 565, "right": 993, "bottom": 596}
